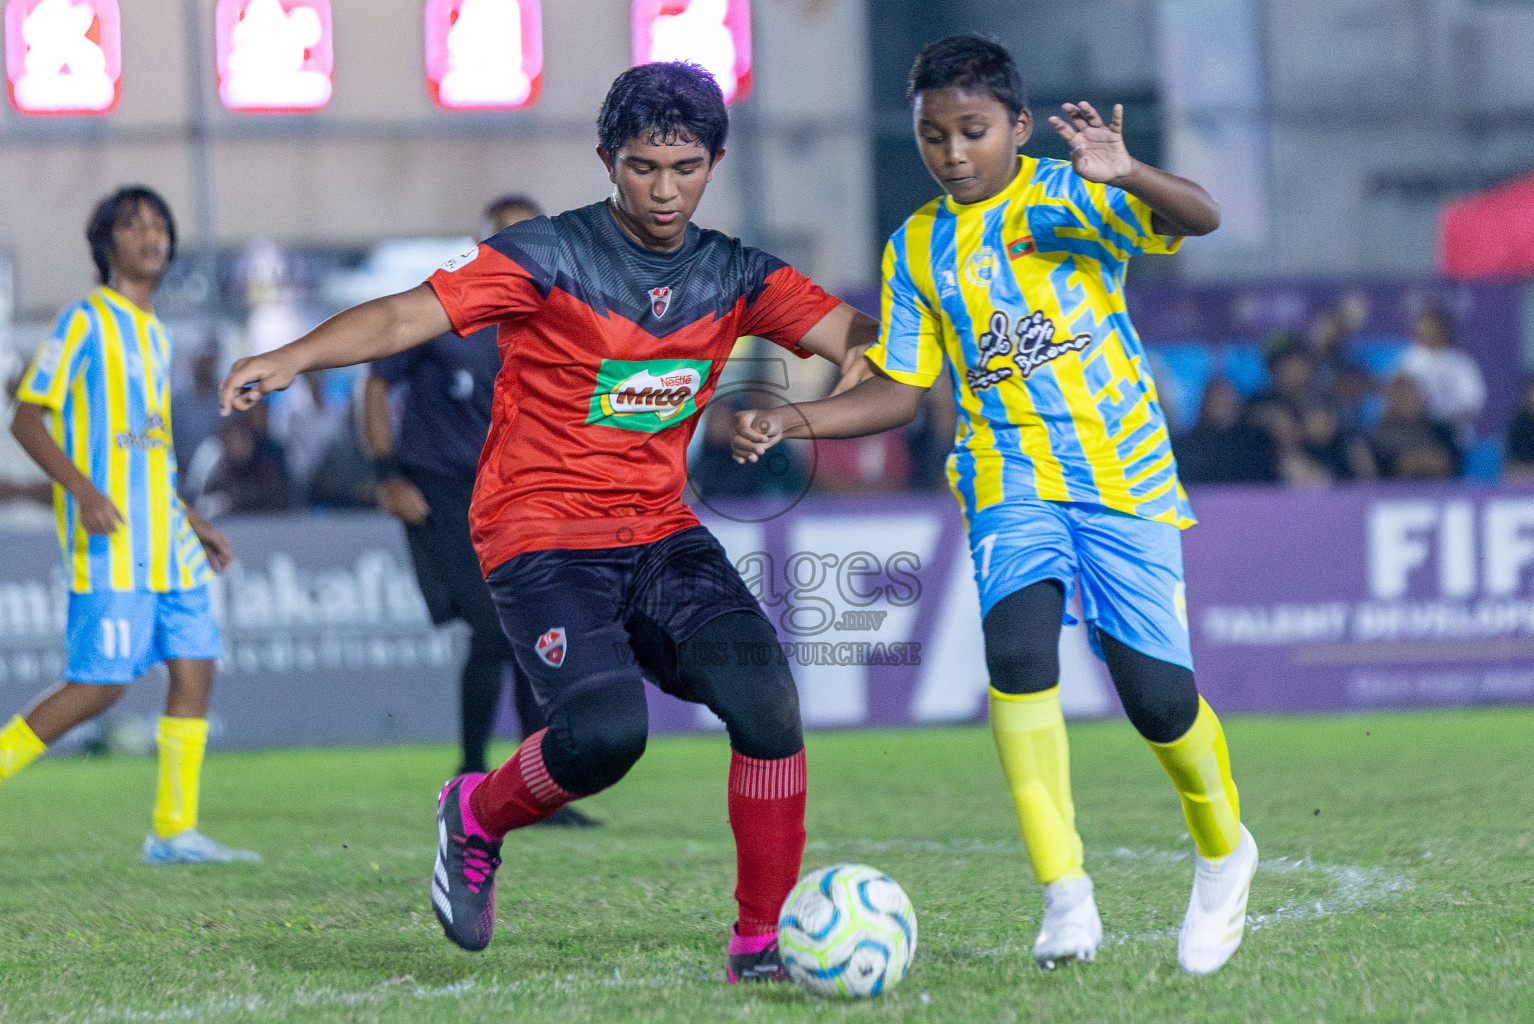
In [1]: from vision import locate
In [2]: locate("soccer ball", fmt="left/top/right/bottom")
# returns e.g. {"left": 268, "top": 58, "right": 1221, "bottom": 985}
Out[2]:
{"left": 777, "top": 863, "right": 916, "bottom": 997}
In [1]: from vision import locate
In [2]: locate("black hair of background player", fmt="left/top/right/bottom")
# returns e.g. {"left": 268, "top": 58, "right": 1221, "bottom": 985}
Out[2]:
{"left": 907, "top": 33, "right": 1028, "bottom": 123}
{"left": 86, "top": 185, "right": 178, "bottom": 286}
{"left": 598, "top": 61, "right": 729, "bottom": 160}
{"left": 483, "top": 193, "right": 543, "bottom": 223}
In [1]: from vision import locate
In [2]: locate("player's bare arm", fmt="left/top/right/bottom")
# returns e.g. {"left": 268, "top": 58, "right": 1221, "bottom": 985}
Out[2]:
{"left": 362, "top": 372, "right": 431, "bottom": 527}
{"left": 219, "top": 283, "right": 452, "bottom": 414}
{"left": 185, "top": 506, "right": 234, "bottom": 572}
{"left": 8, "top": 400, "right": 123, "bottom": 535}
{"left": 732, "top": 367, "right": 928, "bottom": 464}
{"left": 1049, "top": 101, "right": 1219, "bottom": 237}
{"left": 793, "top": 302, "right": 880, "bottom": 396}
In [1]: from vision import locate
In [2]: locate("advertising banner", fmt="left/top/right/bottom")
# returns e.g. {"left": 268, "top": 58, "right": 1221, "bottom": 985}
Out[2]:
{"left": 2, "top": 485, "right": 1531, "bottom": 750}
{"left": 1184, "top": 483, "right": 1534, "bottom": 712}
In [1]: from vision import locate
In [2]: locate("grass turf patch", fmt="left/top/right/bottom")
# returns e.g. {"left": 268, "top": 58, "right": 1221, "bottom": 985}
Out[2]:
{"left": 0, "top": 706, "right": 1530, "bottom": 1023}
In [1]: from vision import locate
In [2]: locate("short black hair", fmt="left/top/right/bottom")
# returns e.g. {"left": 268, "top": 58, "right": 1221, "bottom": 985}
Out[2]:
{"left": 597, "top": 62, "right": 728, "bottom": 159}
{"left": 484, "top": 193, "right": 542, "bottom": 221}
{"left": 907, "top": 34, "right": 1027, "bottom": 122}
{"left": 86, "top": 186, "right": 176, "bottom": 285}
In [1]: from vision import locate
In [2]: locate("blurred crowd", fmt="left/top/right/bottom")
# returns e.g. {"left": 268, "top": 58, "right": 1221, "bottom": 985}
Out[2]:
{"left": 2, "top": 287, "right": 1532, "bottom": 525}
{"left": 1171, "top": 303, "right": 1500, "bottom": 487}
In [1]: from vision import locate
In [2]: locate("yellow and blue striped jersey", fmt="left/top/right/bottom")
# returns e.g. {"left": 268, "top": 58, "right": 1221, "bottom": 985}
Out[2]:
{"left": 16, "top": 287, "right": 213, "bottom": 593}
{"left": 868, "top": 156, "right": 1195, "bottom": 528}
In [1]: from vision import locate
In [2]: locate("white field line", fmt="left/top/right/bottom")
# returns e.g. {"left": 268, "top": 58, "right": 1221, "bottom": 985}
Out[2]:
{"left": 35, "top": 840, "right": 1411, "bottom": 1024}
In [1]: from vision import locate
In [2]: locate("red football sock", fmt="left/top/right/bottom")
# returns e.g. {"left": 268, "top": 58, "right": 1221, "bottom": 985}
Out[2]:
{"left": 728, "top": 748, "right": 807, "bottom": 937}
{"left": 469, "top": 729, "right": 576, "bottom": 837}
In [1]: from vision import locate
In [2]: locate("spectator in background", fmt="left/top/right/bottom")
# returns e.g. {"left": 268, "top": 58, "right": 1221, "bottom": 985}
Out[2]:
{"left": 306, "top": 388, "right": 376, "bottom": 509}
{"left": 1399, "top": 304, "right": 1485, "bottom": 446}
{"left": 1297, "top": 403, "right": 1376, "bottom": 482}
{"left": 1173, "top": 376, "right": 1277, "bottom": 485}
{"left": 1501, "top": 377, "right": 1534, "bottom": 483}
{"left": 1246, "top": 400, "right": 1333, "bottom": 487}
{"left": 269, "top": 370, "right": 347, "bottom": 501}
{"left": 1305, "top": 296, "right": 1368, "bottom": 399}
{"left": 1369, "top": 374, "right": 1460, "bottom": 480}
{"left": 171, "top": 346, "right": 224, "bottom": 477}
{"left": 194, "top": 406, "right": 291, "bottom": 518}
{"left": 1251, "top": 336, "right": 1322, "bottom": 417}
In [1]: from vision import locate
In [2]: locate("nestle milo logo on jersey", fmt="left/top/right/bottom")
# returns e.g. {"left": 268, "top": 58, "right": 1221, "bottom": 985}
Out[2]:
{"left": 587, "top": 358, "right": 711, "bottom": 432}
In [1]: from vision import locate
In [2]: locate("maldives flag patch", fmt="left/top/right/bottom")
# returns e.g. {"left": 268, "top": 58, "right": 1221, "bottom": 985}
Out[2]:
{"left": 535, "top": 627, "right": 567, "bottom": 668}
{"left": 1008, "top": 237, "right": 1035, "bottom": 259}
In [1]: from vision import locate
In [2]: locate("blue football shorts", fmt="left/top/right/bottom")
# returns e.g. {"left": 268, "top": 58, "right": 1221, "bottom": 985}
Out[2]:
{"left": 65, "top": 586, "right": 224, "bottom": 684}
{"left": 965, "top": 498, "right": 1193, "bottom": 671}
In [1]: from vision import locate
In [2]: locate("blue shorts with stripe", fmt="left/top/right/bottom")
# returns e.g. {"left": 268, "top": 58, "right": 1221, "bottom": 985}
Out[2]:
{"left": 965, "top": 499, "right": 1193, "bottom": 671}
{"left": 65, "top": 586, "right": 224, "bottom": 684}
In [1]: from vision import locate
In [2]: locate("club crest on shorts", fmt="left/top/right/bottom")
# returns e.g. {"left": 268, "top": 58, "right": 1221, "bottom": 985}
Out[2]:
{"left": 535, "top": 627, "right": 567, "bottom": 668}
{"left": 648, "top": 286, "right": 672, "bottom": 318}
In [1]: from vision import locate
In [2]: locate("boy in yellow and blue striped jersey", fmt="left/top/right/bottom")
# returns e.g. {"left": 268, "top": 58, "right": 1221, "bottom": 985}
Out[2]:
{"left": 733, "top": 36, "right": 1256, "bottom": 975}
{"left": 1, "top": 187, "right": 257, "bottom": 865}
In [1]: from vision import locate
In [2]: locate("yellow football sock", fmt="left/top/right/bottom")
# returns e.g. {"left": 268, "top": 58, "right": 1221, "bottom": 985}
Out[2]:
{"left": 989, "top": 686, "right": 1086, "bottom": 885}
{"left": 0, "top": 715, "right": 46, "bottom": 782}
{"left": 153, "top": 716, "right": 209, "bottom": 839}
{"left": 1146, "top": 697, "right": 1242, "bottom": 859}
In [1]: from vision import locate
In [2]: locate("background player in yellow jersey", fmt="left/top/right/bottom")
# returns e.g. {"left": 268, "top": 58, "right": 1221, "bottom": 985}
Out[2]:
{"left": 734, "top": 35, "right": 1256, "bottom": 975}
{"left": 1, "top": 187, "right": 257, "bottom": 865}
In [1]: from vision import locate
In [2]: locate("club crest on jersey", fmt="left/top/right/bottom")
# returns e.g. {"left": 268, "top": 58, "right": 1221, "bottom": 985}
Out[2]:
{"left": 587, "top": 358, "right": 712, "bottom": 433}
{"left": 536, "top": 627, "right": 567, "bottom": 668}
{"left": 964, "top": 247, "right": 999, "bottom": 287}
{"left": 649, "top": 286, "right": 672, "bottom": 318}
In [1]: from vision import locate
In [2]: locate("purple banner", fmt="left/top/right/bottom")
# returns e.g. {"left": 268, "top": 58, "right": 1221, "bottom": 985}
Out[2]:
{"left": 1183, "top": 481, "right": 1534, "bottom": 712}
{"left": 6, "top": 485, "right": 1531, "bottom": 751}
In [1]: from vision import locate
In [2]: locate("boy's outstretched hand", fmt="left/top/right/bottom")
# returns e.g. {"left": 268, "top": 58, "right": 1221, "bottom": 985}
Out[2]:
{"left": 732, "top": 408, "right": 785, "bottom": 465}
{"left": 1048, "top": 101, "right": 1134, "bottom": 186}
{"left": 219, "top": 352, "right": 298, "bottom": 415}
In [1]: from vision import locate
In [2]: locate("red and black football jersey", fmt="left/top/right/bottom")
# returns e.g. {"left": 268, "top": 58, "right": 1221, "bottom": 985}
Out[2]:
{"left": 427, "top": 200, "right": 841, "bottom": 573}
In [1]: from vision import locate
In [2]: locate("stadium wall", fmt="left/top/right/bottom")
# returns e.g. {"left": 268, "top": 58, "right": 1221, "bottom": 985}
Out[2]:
{"left": 3, "top": 486, "right": 1533, "bottom": 751}
{"left": 0, "top": 0, "right": 873, "bottom": 320}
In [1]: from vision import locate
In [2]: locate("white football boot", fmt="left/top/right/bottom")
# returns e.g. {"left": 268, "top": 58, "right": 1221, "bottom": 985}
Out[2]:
{"left": 1033, "top": 874, "right": 1102, "bottom": 970}
{"left": 1178, "top": 824, "right": 1258, "bottom": 975}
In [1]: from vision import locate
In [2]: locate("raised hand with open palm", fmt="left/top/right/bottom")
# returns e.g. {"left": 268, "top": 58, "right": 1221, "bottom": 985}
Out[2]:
{"left": 1048, "top": 101, "right": 1134, "bottom": 186}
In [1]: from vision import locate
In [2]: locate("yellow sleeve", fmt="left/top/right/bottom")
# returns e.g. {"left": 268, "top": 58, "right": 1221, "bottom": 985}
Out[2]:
{"left": 867, "top": 237, "right": 945, "bottom": 388}
{"left": 1083, "top": 180, "right": 1185, "bottom": 259}
{"left": 16, "top": 308, "right": 93, "bottom": 411}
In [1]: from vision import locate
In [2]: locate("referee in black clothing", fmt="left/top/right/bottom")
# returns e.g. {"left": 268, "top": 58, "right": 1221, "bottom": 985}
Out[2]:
{"left": 364, "top": 195, "right": 597, "bottom": 827}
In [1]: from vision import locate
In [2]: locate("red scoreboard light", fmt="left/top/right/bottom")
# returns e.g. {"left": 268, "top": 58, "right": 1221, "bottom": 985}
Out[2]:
{"left": 425, "top": 0, "right": 542, "bottom": 110}
{"left": 216, "top": 0, "right": 333, "bottom": 113}
{"left": 4, "top": 0, "right": 121, "bottom": 115}
{"left": 632, "top": 0, "right": 751, "bottom": 105}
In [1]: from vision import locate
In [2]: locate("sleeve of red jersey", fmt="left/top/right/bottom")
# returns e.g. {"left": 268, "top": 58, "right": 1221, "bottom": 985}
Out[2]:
{"left": 739, "top": 265, "right": 843, "bottom": 359}
{"left": 426, "top": 243, "right": 544, "bottom": 337}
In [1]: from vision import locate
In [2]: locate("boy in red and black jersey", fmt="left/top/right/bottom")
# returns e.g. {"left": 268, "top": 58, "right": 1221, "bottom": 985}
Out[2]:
{"left": 222, "top": 62, "right": 876, "bottom": 979}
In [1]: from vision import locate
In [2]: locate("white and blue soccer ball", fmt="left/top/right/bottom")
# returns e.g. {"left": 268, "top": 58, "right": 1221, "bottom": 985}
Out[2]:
{"left": 777, "top": 863, "right": 917, "bottom": 997}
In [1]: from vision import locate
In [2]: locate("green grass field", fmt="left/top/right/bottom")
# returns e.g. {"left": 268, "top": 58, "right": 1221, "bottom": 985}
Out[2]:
{"left": 1, "top": 707, "right": 1530, "bottom": 1023}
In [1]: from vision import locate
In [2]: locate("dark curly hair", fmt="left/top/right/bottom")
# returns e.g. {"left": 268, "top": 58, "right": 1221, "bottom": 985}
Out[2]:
{"left": 598, "top": 62, "right": 728, "bottom": 159}
{"left": 86, "top": 186, "right": 177, "bottom": 285}
{"left": 907, "top": 34, "right": 1027, "bottom": 122}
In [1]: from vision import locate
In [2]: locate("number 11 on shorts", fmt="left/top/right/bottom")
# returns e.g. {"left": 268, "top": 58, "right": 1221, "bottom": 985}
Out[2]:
{"left": 100, "top": 618, "right": 131, "bottom": 660}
